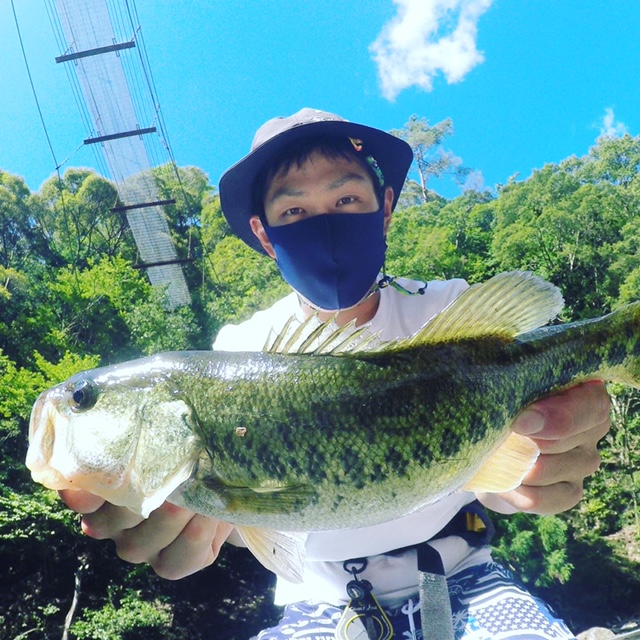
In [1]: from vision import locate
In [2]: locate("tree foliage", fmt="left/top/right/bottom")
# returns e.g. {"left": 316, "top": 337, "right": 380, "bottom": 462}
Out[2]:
{"left": 390, "top": 115, "right": 472, "bottom": 206}
{"left": 33, "top": 170, "right": 134, "bottom": 267}
{"left": 1, "top": 128, "right": 640, "bottom": 637}
{"left": 492, "top": 513, "right": 574, "bottom": 588}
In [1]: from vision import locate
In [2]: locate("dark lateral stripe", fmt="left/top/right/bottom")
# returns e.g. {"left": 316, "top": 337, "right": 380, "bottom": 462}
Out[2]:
{"left": 84, "top": 127, "right": 156, "bottom": 145}
{"left": 56, "top": 41, "right": 136, "bottom": 63}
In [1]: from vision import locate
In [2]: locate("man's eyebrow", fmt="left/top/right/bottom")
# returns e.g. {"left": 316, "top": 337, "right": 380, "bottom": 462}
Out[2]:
{"left": 327, "top": 172, "right": 368, "bottom": 191}
{"left": 266, "top": 186, "right": 304, "bottom": 205}
{"left": 266, "top": 171, "right": 368, "bottom": 205}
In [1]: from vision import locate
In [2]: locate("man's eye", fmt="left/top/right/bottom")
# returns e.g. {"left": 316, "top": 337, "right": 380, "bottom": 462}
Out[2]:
{"left": 337, "top": 196, "right": 357, "bottom": 206}
{"left": 282, "top": 207, "right": 305, "bottom": 218}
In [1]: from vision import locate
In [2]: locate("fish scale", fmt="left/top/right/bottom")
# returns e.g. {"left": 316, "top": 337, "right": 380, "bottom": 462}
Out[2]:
{"left": 174, "top": 345, "right": 531, "bottom": 529}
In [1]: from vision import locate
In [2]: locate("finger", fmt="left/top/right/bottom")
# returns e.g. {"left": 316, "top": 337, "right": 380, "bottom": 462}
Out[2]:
{"left": 475, "top": 492, "right": 519, "bottom": 515}
{"left": 522, "top": 446, "right": 602, "bottom": 487}
{"left": 58, "top": 489, "right": 106, "bottom": 514}
{"left": 530, "top": 415, "right": 610, "bottom": 455}
{"left": 513, "top": 380, "right": 610, "bottom": 440}
{"left": 493, "top": 481, "right": 585, "bottom": 516}
{"left": 151, "top": 517, "right": 234, "bottom": 580}
{"left": 106, "top": 503, "right": 195, "bottom": 563}
{"left": 81, "top": 501, "right": 147, "bottom": 539}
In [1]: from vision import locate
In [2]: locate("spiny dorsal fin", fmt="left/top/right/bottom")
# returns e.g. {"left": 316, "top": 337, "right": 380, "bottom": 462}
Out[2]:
{"left": 264, "top": 313, "right": 326, "bottom": 354}
{"left": 405, "top": 271, "right": 564, "bottom": 347}
{"left": 310, "top": 322, "right": 379, "bottom": 355}
{"left": 463, "top": 432, "right": 540, "bottom": 493}
{"left": 235, "top": 525, "right": 307, "bottom": 584}
{"left": 264, "top": 314, "right": 298, "bottom": 353}
{"left": 264, "top": 312, "right": 383, "bottom": 356}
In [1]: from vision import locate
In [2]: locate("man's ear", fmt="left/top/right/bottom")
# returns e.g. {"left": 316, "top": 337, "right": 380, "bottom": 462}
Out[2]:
{"left": 249, "top": 216, "right": 277, "bottom": 259}
{"left": 383, "top": 186, "right": 394, "bottom": 235}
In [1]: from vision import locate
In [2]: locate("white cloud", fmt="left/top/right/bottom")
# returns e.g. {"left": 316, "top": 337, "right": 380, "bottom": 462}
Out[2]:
{"left": 599, "top": 107, "right": 628, "bottom": 138}
{"left": 370, "top": 0, "right": 493, "bottom": 101}
{"left": 462, "top": 169, "right": 485, "bottom": 192}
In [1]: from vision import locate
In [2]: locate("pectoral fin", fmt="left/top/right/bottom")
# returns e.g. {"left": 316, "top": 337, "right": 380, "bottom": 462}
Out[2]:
{"left": 463, "top": 432, "right": 540, "bottom": 493}
{"left": 236, "top": 525, "right": 307, "bottom": 584}
{"left": 203, "top": 477, "right": 316, "bottom": 514}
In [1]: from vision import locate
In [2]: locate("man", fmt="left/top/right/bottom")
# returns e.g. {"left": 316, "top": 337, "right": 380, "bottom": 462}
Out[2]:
{"left": 61, "top": 108, "right": 610, "bottom": 639}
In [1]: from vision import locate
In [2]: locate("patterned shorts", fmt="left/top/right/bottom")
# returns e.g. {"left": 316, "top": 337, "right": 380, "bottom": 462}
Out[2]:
{"left": 252, "top": 562, "right": 576, "bottom": 640}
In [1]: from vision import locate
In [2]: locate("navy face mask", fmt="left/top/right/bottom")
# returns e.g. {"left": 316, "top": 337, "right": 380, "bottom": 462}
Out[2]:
{"left": 264, "top": 208, "right": 387, "bottom": 311}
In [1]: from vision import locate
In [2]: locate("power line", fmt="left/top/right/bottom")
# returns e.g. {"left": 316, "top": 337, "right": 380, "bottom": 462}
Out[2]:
{"left": 11, "top": 0, "right": 60, "bottom": 171}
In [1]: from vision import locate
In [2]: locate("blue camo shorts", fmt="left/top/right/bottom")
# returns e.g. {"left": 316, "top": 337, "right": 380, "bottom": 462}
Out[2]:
{"left": 252, "top": 562, "right": 576, "bottom": 640}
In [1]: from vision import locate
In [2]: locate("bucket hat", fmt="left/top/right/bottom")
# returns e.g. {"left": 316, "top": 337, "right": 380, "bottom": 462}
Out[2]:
{"left": 219, "top": 107, "right": 413, "bottom": 254}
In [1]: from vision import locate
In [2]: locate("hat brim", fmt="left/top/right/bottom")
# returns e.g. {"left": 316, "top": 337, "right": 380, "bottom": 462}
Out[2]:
{"left": 219, "top": 119, "right": 414, "bottom": 254}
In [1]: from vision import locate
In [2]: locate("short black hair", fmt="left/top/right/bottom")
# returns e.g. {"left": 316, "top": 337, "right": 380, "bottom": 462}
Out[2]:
{"left": 253, "top": 135, "right": 385, "bottom": 219}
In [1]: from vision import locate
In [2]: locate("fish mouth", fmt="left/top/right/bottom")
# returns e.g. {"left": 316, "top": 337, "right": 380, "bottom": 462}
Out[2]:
{"left": 26, "top": 392, "right": 73, "bottom": 490}
{"left": 27, "top": 393, "right": 52, "bottom": 469}
{"left": 28, "top": 391, "right": 47, "bottom": 444}
{"left": 26, "top": 390, "right": 137, "bottom": 497}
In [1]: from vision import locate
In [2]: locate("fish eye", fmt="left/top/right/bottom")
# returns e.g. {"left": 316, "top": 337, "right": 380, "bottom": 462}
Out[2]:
{"left": 69, "top": 380, "right": 98, "bottom": 412}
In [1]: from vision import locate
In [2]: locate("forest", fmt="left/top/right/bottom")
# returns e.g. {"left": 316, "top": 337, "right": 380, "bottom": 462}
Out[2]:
{"left": 1, "top": 120, "right": 640, "bottom": 639}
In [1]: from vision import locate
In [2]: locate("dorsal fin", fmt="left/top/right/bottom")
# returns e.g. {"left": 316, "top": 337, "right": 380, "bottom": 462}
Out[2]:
{"left": 264, "top": 314, "right": 299, "bottom": 354}
{"left": 264, "top": 272, "right": 563, "bottom": 356}
{"left": 264, "top": 313, "right": 383, "bottom": 356}
{"left": 404, "top": 271, "right": 564, "bottom": 347}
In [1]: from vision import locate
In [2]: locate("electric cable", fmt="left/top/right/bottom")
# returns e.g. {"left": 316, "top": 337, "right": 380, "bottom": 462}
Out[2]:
{"left": 11, "top": 0, "right": 60, "bottom": 171}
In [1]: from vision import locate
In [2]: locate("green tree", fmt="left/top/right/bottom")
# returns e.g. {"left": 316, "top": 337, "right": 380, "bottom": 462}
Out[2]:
{"left": 386, "top": 190, "right": 494, "bottom": 283}
{"left": 44, "top": 256, "right": 199, "bottom": 360}
{"left": 0, "top": 261, "right": 59, "bottom": 368}
{"left": 574, "top": 133, "right": 640, "bottom": 188}
{"left": 205, "top": 235, "right": 288, "bottom": 335}
{"left": 151, "top": 164, "right": 212, "bottom": 281}
{"left": 33, "top": 169, "right": 135, "bottom": 267}
{"left": 492, "top": 513, "right": 574, "bottom": 588}
{"left": 0, "top": 171, "right": 51, "bottom": 269}
{"left": 390, "top": 115, "right": 472, "bottom": 206}
{"left": 70, "top": 588, "right": 173, "bottom": 640}
{"left": 489, "top": 160, "right": 631, "bottom": 318}
{"left": 200, "top": 192, "right": 231, "bottom": 254}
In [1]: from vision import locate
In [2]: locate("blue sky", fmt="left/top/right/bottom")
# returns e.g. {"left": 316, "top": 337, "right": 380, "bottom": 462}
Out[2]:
{"left": 1, "top": 0, "right": 639, "bottom": 199}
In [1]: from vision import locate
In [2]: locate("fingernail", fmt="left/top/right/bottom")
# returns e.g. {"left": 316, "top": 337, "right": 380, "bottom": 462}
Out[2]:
{"left": 515, "top": 408, "right": 545, "bottom": 435}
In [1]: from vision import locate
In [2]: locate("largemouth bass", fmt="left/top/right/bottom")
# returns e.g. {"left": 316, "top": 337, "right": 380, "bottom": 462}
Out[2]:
{"left": 26, "top": 272, "right": 640, "bottom": 581}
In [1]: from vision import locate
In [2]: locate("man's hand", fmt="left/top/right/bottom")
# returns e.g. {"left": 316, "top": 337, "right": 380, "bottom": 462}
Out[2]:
{"left": 478, "top": 380, "right": 611, "bottom": 515}
{"left": 59, "top": 490, "right": 233, "bottom": 579}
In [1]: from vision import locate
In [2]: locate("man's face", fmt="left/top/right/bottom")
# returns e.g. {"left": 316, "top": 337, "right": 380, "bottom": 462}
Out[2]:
{"left": 248, "top": 150, "right": 394, "bottom": 314}
{"left": 262, "top": 152, "right": 382, "bottom": 227}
